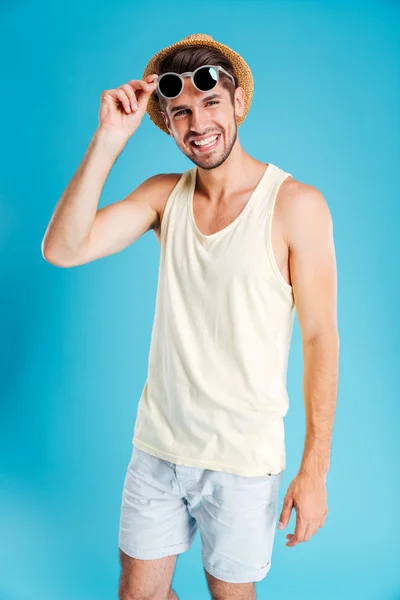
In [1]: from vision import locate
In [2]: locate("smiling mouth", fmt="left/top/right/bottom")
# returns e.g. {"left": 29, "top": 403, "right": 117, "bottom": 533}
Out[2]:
{"left": 190, "top": 134, "right": 221, "bottom": 152}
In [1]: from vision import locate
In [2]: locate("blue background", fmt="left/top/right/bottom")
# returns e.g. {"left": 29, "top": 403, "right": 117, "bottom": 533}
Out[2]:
{"left": 1, "top": 0, "right": 399, "bottom": 598}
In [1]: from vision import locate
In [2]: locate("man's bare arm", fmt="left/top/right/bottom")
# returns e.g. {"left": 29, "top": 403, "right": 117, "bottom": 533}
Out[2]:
{"left": 41, "top": 127, "right": 180, "bottom": 268}
{"left": 41, "top": 128, "right": 130, "bottom": 266}
{"left": 42, "top": 74, "right": 162, "bottom": 268}
{"left": 66, "top": 173, "right": 180, "bottom": 267}
{"left": 44, "top": 169, "right": 180, "bottom": 268}
{"left": 286, "top": 181, "right": 340, "bottom": 476}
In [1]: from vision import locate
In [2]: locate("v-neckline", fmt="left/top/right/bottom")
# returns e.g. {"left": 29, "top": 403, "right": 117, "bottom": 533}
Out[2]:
{"left": 187, "top": 162, "right": 273, "bottom": 240}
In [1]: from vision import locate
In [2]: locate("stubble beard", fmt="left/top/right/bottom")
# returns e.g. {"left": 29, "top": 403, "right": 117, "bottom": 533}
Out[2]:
{"left": 178, "top": 122, "right": 238, "bottom": 171}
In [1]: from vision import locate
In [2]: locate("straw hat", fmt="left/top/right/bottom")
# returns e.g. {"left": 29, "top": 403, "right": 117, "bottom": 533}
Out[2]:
{"left": 142, "top": 33, "right": 254, "bottom": 135}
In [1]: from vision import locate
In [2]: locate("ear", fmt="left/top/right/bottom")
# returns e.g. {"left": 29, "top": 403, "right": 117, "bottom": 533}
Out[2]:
{"left": 160, "top": 111, "right": 173, "bottom": 136}
{"left": 234, "top": 86, "right": 245, "bottom": 118}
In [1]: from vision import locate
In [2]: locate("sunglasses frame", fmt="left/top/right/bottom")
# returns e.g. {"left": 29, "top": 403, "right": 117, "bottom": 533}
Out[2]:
{"left": 156, "top": 64, "right": 236, "bottom": 100}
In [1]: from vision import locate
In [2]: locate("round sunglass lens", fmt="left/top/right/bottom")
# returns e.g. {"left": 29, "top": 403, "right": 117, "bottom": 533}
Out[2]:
{"left": 193, "top": 66, "right": 218, "bottom": 91}
{"left": 159, "top": 73, "right": 182, "bottom": 98}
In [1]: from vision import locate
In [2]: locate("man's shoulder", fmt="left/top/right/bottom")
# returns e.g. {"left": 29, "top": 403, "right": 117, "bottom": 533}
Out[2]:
{"left": 143, "top": 171, "right": 185, "bottom": 212}
{"left": 278, "top": 172, "right": 328, "bottom": 214}
{"left": 142, "top": 172, "right": 186, "bottom": 233}
{"left": 277, "top": 173, "right": 333, "bottom": 244}
{"left": 146, "top": 171, "right": 184, "bottom": 191}
{"left": 279, "top": 171, "right": 317, "bottom": 195}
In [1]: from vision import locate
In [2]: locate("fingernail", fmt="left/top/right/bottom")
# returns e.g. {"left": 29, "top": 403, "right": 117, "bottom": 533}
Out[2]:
{"left": 278, "top": 521, "right": 284, "bottom": 529}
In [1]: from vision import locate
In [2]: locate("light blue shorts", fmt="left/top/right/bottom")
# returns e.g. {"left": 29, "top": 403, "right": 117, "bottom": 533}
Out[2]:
{"left": 118, "top": 444, "right": 283, "bottom": 584}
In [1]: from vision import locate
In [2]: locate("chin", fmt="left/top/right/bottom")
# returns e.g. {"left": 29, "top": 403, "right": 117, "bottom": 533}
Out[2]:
{"left": 190, "top": 154, "right": 230, "bottom": 171}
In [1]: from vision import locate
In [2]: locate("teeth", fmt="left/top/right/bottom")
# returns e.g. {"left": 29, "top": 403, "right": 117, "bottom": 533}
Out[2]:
{"left": 193, "top": 135, "right": 218, "bottom": 147}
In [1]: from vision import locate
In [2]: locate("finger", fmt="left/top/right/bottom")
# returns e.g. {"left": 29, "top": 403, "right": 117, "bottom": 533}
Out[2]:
{"left": 127, "top": 79, "right": 158, "bottom": 94}
{"left": 278, "top": 496, "right": 294, "bottom": 529}
{"left": 120, "top": 84, "right": 139, "bottom": 112}
{"left": 115, "top": 89, "right": 132, "bottom": 114}
{"left": 287, "top": 517, "right": 307, "bottom": 546}
{"left": 144, "top": 73, "right": 160, "bottom": 85}
{"left": 312, "top": 523, "right": 320, "bottom": 536}
{"left": 126, "top": 79, "right": 147, "bottom": 90}
{"left": 303, "top": 523, "right": 316, "bottom": 542}
{"left": 126, "top": 79, "right": 158, "bottom": 111}
{"left": 285, "top": 533, "right": 298, "bottom": 547}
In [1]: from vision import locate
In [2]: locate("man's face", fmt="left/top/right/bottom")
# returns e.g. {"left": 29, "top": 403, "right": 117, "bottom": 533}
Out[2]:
{"left": 160, "top": 77, "right": 245, "bottom": 171}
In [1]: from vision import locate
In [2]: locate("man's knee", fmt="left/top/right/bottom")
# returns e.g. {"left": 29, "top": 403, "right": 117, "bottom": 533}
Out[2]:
{"left": 204, "top": 568, "right": 256, "bottom": 600}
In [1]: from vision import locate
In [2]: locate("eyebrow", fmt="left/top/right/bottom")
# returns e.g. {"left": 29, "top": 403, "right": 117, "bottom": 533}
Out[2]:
{"left": 169, "top": 93, "right": 223, "bottom": 115}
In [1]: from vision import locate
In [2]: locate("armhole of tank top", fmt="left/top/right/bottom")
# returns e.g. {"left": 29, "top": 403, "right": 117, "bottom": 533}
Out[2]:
{"left": 159, "top": 171, "right": 188, "bottom": 244}
{"left": 265, "top": 172, "right": 294, "bottom": 295}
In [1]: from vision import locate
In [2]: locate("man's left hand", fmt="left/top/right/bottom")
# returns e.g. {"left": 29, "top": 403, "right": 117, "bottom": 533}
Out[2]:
{"left": 277, "top": 471, "right": 328, "bottom": 546}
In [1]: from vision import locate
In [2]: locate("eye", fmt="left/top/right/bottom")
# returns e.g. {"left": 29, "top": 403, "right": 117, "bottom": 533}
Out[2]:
{"left": 174, "top": 100, "right": 220, "bottom": 118}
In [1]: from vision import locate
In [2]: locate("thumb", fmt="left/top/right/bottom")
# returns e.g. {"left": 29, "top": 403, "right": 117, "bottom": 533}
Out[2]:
{"left": 137, "top": 78, "right": 159, "bottom": 110}
{"left": 143, "top": 75, "right": 159, "bottom": 96}
{"left": 278, "top": 495, "right": 294, "bottom": 530}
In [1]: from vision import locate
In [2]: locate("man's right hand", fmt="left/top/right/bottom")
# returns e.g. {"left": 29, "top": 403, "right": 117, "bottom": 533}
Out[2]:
{"left": 97, "top": 74, "right": 159, "bottom": 140}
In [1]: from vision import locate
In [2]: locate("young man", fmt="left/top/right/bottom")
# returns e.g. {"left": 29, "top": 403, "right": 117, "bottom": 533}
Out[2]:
{"left": 42, "top": 33, "right": 339, "bottom": 600}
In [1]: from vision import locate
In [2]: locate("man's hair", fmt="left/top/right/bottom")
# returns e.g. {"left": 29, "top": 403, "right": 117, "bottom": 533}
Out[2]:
{"left": 153, "top": 45, "right": 239, "bottom": 117}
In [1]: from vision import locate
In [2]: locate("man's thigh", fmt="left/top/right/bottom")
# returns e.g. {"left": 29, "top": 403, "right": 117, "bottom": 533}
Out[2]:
{"left": 187, "top": 468, "right": 283, "bottom": 585}
{"left": 118, "top": 445, "right": 198, "bottom": 559}
{"left": 118, "top": 549, "right": 177, "bottom": 599}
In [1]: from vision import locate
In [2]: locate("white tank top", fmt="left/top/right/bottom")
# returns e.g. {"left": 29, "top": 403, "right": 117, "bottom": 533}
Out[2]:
{"left": 132, "top": 162, "right": 296, "bottom": 476}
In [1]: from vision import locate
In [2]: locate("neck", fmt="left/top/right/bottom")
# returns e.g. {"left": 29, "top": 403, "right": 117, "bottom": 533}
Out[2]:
{"left": 194, "top": 144, "right": 267, "bottom": 203}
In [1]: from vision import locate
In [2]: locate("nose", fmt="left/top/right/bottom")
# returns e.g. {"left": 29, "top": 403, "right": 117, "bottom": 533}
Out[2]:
{"left": 189, "top": 106, "right": 211, "bottom": 135}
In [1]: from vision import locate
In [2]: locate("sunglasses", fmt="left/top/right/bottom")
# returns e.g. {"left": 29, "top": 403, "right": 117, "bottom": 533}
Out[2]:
{"left": 156, "top": 65, "right": 236, "bottom": 100}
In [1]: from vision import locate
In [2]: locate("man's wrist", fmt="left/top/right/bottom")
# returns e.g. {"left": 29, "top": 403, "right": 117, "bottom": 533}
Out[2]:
{"left": 93, "top": 127, "right": 130, "bottom": 155}
{"left": 299, "top": 462, "right": 330, "bottom": 478}
{"left": 299, "top": 437, "right": 331, "bottom": 477}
